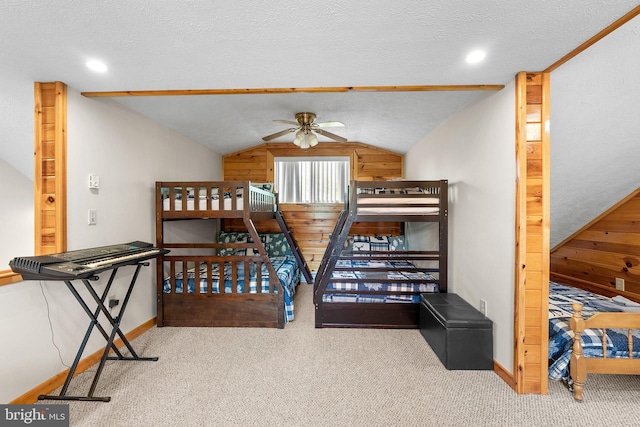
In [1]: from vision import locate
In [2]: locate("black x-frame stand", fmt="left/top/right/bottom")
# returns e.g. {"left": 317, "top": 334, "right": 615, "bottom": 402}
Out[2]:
{"left": 38, "top": 262, "right": 158, "bottom": 402}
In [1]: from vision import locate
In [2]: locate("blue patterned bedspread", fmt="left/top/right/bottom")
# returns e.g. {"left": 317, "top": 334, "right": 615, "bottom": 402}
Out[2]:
{"left": 548, "top": 282, "right": 640, "bottom": 382}
{"left": 322, "top": 259, "right": 438, "bottom": 303}
{"left": 163, "top": 256, "right": 299, "bottom": 322}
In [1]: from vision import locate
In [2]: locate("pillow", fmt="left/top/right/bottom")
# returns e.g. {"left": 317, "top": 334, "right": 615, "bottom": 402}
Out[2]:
{"left": 348, "top": 235, "right": 406, "bottom": 252}
{"left": 217, "top": 231, "right": 267, "bottom": 256}
{"left": 263, "top": 233, "right": 292, "bottom": 257}
{"left": 251, "top": 182, "right": 274, "bottom": 192}
{"left": 218, "top": 231, "right": 288, "bottom": 256}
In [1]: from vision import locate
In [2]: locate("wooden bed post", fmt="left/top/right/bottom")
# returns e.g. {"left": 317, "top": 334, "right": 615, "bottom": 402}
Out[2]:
{"left": 155, "top": 182, "right": 165, "bottom": 327}
{"left": 439, "top": 180, "right": 448, "bottom": 293}
{"left": 569, "top": 303, "right": 586, "bottom": 401}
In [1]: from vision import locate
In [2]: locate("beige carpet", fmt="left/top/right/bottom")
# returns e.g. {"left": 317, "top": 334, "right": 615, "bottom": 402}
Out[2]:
{"left": 47, "top": 283, "right": 640, "bottom": 426}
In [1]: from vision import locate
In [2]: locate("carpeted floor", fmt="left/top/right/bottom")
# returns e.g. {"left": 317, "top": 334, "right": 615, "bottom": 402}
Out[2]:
{"left": 46, "top": 283, "right": 640, "bottom": 426}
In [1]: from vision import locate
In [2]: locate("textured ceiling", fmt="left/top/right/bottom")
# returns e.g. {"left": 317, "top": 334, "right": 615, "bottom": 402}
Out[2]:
{"left": 2, "top": 1, "right": 639, "bottom": 166}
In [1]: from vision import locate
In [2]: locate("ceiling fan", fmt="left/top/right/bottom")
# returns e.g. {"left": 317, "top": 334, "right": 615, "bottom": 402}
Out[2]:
{"left": 262, "top": 112, "right": 347, "bottom": 149}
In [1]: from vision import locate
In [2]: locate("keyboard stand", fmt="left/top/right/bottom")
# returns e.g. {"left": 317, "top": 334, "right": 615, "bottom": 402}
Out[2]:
{"left": 38, "top": 262, "right": 158, "bottom": 402}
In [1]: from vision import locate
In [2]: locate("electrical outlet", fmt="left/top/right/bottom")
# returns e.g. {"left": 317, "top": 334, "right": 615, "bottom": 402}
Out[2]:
{"left": 88, "top": 209, "right": 97, "bottom": 225}
{"left": 615, "top": 277, "right": 625, "bottom": 291}
{"left": 480, "top": 299, "right": 487, "bottom": 317}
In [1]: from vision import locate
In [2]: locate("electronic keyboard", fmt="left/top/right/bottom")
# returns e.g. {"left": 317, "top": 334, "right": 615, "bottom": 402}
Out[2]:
{"left": 9, "top": 241, "right": 169, "bottom": 280}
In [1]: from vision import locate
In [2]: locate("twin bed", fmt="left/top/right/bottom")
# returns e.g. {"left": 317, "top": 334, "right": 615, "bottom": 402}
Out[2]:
{"left": 548, "top": 281, "right": 640, "bottom": 400}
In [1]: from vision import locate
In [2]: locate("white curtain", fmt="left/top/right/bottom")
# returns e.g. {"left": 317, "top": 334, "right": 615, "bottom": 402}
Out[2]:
{"left": 275, "top": 157, "right": 350, "bottom": 203}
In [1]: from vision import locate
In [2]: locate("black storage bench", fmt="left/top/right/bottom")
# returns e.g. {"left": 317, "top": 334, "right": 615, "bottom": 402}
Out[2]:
{"left": 419, "top": 293, "right": 493, "bottom": 370}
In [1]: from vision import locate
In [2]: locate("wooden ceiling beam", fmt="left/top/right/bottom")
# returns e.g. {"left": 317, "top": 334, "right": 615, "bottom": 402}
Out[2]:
{"left": 545, "top": 4, "right": 640, "bottom": 73}
{"left": 81, "top": 84, "right": 504, "bottom": 98}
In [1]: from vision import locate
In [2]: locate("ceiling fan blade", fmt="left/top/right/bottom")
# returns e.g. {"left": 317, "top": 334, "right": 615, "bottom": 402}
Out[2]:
{"left": 314, "top": 128, "right": 347, "bottom": 142}
{"left": 262, "top": 128, "right": 296, "bottom": 141}
{"left": 273, "top": 120, "right": 299, "bottom": 126}
{"left": 313, "top": 121, "right": 344, "bottom": 128}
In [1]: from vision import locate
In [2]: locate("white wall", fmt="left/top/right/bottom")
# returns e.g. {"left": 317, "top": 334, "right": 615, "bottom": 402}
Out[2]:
{"left": 550, "top": 15, "right": 640, "bottom": 248}
{"left": 0, "top": 72, "right": 33, "bottom": 180}
{"left": 405, "top": 81, "right": 516, "bottom": 371}
{"left": 0, "top": 89, "right": 221, "bottom": 403}
{"left": 0, "top": 72, "right": 36, "bottom": 266}
{"left": 0, "top": 158, "right": 33, "bottom": 269}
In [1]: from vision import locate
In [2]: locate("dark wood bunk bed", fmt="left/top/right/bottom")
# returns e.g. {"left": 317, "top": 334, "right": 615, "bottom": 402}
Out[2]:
{"left": 156, "top": 181, "right": 312, "bottom": 329}
{"left": 314, "top": 180, "right": 448, "bottom": 328}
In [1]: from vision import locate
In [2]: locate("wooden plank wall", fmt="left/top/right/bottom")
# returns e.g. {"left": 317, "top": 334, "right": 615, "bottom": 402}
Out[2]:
{"left": 514, "top": 72, "right": 550, "bottom": 394}
{"left": 222, "top": 142, "right": 404, "bottom": 271}
{"left": 34, "top": 82, "right": 67, "bottom": 256}
{"left": 550, "top": 188, "right": 640, "bottom": 303}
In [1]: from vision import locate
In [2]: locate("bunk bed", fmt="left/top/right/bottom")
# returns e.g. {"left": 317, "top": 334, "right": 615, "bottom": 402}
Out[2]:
{"left": 314, "top": 180, "right": 448, "bottom": 328}
{"left": 548, "top": 282, "right": 640, "bottom": 401}
{"left": 156, "top": 181, "right": 312, "bottom": 329}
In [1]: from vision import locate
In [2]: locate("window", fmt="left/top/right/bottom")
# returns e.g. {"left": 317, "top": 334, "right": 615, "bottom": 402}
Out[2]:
{"left": 274, "top": 157, "right": 350, "bottom": 203}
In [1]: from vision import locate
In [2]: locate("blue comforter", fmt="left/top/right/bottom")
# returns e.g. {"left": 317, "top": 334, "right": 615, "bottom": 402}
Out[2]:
{"left": 322, "top": 259, "right": 438, "bottom": 303}
{"left": 548, "top": 282, "right": 640, "bottom": 382}
{"left": 163, "top": 256, "right": 299, "bottom": 322}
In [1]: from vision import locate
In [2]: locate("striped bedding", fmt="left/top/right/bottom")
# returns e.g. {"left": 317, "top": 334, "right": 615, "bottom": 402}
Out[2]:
{"left": 163, "top": 256, "right": 299, "bottom": 322}
{"left": 548, "top": 282, "right": 640, "bottom": 382}
{"left": 322, "top": 258, "right": 438, "bottom": 303}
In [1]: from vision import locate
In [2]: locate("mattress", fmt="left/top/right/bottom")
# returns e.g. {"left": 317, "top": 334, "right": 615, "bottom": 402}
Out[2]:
{"left": 163, "top": 195, "right": 243, "bottom": 211}
{"left": 321, "top": 259, "right": 439, "bottom": 303}
{"left": 356, "top": 205, "right": 440, "bottom": 215}
{"left": 163, "top": 256, "right": 299, "bottom": 322}
{"left": 548, "top": 282, "right": 640, "bottom": 382}
{"left": 355, "top": 187, "right": 441, "bottom": 215}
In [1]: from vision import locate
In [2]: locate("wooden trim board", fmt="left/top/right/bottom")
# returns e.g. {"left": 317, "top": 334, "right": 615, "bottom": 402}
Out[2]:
{"left": 81, "top": 84, "right": 505, "bottom": 98}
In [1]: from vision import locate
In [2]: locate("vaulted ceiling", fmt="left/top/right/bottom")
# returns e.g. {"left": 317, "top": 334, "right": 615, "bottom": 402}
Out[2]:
{"left": 2, "top": 1, "right": 639, "bottom": 168}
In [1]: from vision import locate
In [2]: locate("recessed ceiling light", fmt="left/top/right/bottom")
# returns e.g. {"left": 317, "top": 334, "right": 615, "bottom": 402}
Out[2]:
{"left": 465, "top": 50, "right": 486, "bottom": 64}
{"left": 86, "top": 60, "right": 108, "bottom": 72}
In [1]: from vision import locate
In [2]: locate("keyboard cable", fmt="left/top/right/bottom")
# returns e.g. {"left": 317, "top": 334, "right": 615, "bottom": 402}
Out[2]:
{"left": 39, "top": 281, "right": 113, "bottom": 373}
{"left": 39, "top": 281, "right": 70, "bottom": 369}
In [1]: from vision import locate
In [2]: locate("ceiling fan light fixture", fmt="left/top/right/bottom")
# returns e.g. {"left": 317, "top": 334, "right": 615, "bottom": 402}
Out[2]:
{"left": 308, "top": 132, "right": 318, "bottom": 147}
{"left": 262, "top": 111, "right": 346, "bottom": 146}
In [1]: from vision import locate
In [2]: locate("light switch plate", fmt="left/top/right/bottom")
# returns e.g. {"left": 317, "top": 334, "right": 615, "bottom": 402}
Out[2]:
{"left": 480, "top": 299, "right": 487, "bottom": 316}
{"left": 89, "top": 174, "right": 100, "bottom": 189}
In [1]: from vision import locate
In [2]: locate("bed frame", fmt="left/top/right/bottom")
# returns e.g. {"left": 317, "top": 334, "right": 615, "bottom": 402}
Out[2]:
{"left": 570, "top": 302, "right": 640, "bottom": 401}
{"left": 314, "top": 180, "right": 448, "bottom": 328}
{"left": 156, "top": 181, "right": 311, "bottom": 328}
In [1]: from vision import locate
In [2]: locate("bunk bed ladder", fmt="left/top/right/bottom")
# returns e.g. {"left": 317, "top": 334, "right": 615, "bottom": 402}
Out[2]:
{"left": 313, "top": 208, "right": 355, "bottom": 304}
{"left": 275, "top": 210, "right": 313, "bottom": 284}
{"left": 314, "top": 209, "right": 348, "bottom": 291}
